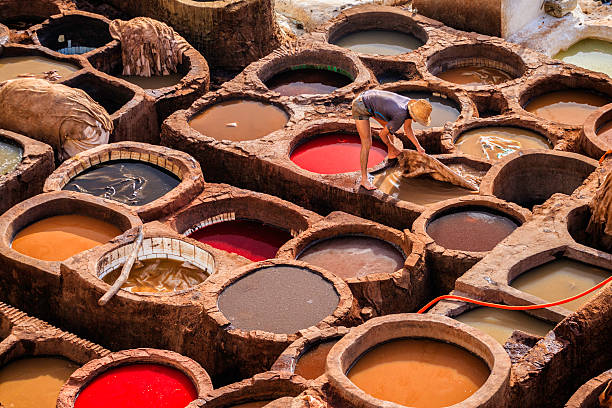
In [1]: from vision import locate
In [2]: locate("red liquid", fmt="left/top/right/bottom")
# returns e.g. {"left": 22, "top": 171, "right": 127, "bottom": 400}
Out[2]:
{"left": 188, "top": 219, "right": 292, "bottom": 261}
{"left": 74, "top": 364, "right": 197, "bottom": 408}
{"left": 290, "top": 133, "right": 387, "bottom": 174}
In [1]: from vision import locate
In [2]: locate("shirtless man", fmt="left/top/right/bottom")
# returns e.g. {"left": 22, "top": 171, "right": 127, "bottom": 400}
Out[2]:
{"left": 352, "top": 89, "right": 432, "bottom": 190}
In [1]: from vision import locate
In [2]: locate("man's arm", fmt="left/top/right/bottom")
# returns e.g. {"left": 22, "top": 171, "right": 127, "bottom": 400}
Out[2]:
{"left": 404, "top": 120, "right": 425, "bottom": 153}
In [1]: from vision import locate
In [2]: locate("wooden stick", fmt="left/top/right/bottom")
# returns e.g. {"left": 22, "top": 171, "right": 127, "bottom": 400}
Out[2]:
{"left": 98, "top": 226, "right": 144, "bottom": 306}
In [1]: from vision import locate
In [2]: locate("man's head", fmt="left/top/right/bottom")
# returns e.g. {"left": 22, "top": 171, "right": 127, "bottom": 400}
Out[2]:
{"left": 408, "top": 99, "right": 432, "bottom": 127}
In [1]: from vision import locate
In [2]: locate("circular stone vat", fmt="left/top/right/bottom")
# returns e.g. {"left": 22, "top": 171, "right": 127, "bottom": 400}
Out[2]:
{"left": 554, "top": 38, "right": 612, "bottom": 78}
{"left": 0, "top": 356, "right": 79, "bottom": 408}
{"left": 218, "top": 264, "right": 341, "bottom": 333}
{"left": 510, "top": 258, "right": 611, "bottom": 312}
{"left": 398, "top": 90, "right": 461, "bottom": 131}
{"left": 480, "top": 151, "right": 598, "bottom": 209}
{"left": 565, "top": 370, "right": 612, "bottom": 408}
{"left": 34, "top": 13, "right": 112, "bottom": 55}
{"left": 0, "top": 136, "right": 22, "bottom": 176}
{"left": 188, "top": 219, "right": 292, "bottom": 262}
{"left": 582, "top": 103, "right": 612, "bottom": 158}
{"left": 0, "top": 55, "right": 79, "bottom": 82}
{"left": 265, "top": 66, "right": 353, "bottom": 96}
{"left": 327, "top": 314, "right": 510, "bottom": 408}
{"left": 426, "top": 207, "right": 519, "bottom": 252}
{"left": 567, "top": 204, "right": 611, "bottom": 253}
{"left": 62, "top": 160, "right": 180, "bottom": 207}
{"left": 333, "top": 30, "right": 423, "bottom": 56}
{"left": 118, "top": 73, "right": 184, "bottom": 90}
{"left": 523, "top": 89, "right": 610, "bottom": 126}
{"left": 12, "top": 214, "right": 122, "bottom": 262}
{"left": 454, "top": 126, "right": 552, "bottom": 161}
{"left": 189, "top": 99, "right": 289, "bottom": 141}
{"left": 296, "top": 235, "right": 405, "bottom": 279}
{"left": 97, "top": 237, "right": 215, "bottom": 294}
{"left": 428, "top": 44, "right": 525, "bottom": 87}
{"left": 373, "top": 165, "right": 472, "bottom": 205}
{"left": 290, "top": 133, "right": 386, "bottom": 174}
{"left": 454, "top": 307, "right": 554, "bottom": 345}
{"left": 57, "top": 349, "right": 212, "bottom": 408}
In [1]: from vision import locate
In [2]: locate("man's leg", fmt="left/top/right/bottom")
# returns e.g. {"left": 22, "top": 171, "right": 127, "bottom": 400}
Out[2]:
{"left": 355, "top": 119, "right": 376, "bottom": 190}
{"left": 373, "top": 118, "right": 401, "bottom": 159}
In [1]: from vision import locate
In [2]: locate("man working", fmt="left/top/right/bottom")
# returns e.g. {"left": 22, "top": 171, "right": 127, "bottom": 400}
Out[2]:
{"left": 352, "top": 89, "right": 432, "bottom": 190}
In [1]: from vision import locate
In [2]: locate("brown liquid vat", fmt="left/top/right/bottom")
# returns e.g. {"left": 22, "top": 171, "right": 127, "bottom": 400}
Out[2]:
{"left": 565, "top": 370, "right": 612, "bottom": 408}
{"left": 426, "top": 44, "right": 527, "bottom": 89}
{"left": 326, "top": 314, "right": 511, "bottom": 408}
{"left": 195, "top": 372, "right": 308, "bottom": 408}
{"left": 412, "top": 196, "right": 530, "bottom": 295}
{"left": 582, "top": 103, "right": 612, "bottom": 159}
{"left": 0, "top": 129, "right": 54, "bottom": 215}
{"left": 44, "top": 142, "right": 205, "bottom": 222}
{"left": 0, "top": 44, "right": 87, "bottom": 82}
{"left": 276, "top": 211, "right": 428, "bottom": 316}
{"left": 0, "top": 191, "right": 140, "bottom": 322}
{"left": 57, "top": 348, "right": 213, "bottom": 408}
{"left": 202, "top": 259, "right": 357, "bottom": 382}
{"left": 271, "top": 326, "right": 349, "bottom": 383}
{"left": 480, "top": 150, "right": 598, "bottom": 210}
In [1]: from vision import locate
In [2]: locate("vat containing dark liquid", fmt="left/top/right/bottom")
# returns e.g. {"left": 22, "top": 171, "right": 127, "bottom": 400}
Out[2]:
{"left": 63, "top": 160, "right": 181, "bottom": 206}
{"left": 0, "top": 357, "right": 79, "bottom": 408}
{"left": 294, "top": 340, "right": 337, "bottom": 380}
{"left": 554, "top": 38, "right": 612, "bottom": 78}
{"left": 297, "top": 235, "right": 405, "bottom": 279}
{"left": 0, "top": 56, "right": 78, "bottom": 82}
{"left": 437, "top": 66, "right": 513, "bottom": 86}
{"left": 426, "top": 209, "right": 519, "bottom": 252}
{"left": 511, "top": 259, "right": 610, "bottom": 311}
{"left": 455, "top": 127, "right": 552, "bottom": 161}
{"left": 373, "top": 165, "right": 471, "bottom": 205}
{"left": 332, "top": 30, "right": 423, "bottom": 56}
{"left": 455, "top": 308, "right": 554, "bottom": 344}
{"left": 347, "top": 338, "right": 490, "bottom": 408}
{"left": 11, "top": 214, "right": 122, "bottom": 261}
{"left": 101, "top": 258, "right": 209, "bottom": 293}
{"left": 188, "top": 219, "right": 292, "bottom": 261}
{"left": 73, "top": 364, "right": 198, "bottom": 408}
{"left": 265, "top": 67, "right": 352, "bottom": 96}
{"left": 0, "top": 137, "right": 22, "bottom": 175}
{"left": 119, "top": 73, "right": 183, "bottom": 89}
{"left": 189, "top": 100, "right": 289, "bottom": 141}
{"left": 290, "top": 133, "right": 386, "bottom": 174}
{"left": 217, "top": 265, "right": 340, "bottom": 333}
{"left": 399, "top": 91, "right": 460, "bottom": 130}
{"left": 524, "top": 90, "right": 609, "bottom": 126}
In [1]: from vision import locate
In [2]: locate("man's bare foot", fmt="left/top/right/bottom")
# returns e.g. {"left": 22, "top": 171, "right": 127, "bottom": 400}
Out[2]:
{"left": 360, "top": 180, "right": 377, "bottom": 190}
{"left": 387, "top": 147, "right": 401, "bottom": 160}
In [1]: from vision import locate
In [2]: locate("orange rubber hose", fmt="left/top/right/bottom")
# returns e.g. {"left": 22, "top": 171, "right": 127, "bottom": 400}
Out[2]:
{"left": 416, "top": 276, "right": 612, "bottom": 314}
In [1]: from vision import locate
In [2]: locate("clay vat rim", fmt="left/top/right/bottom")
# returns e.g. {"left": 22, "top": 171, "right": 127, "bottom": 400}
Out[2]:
{"left": 378, "top": 81, "right": 471, "bottom": 131}
{"left": 200, "top": 372, "right": 308, "bottom": 406}
{"left": 30, "top": 11, "right": 113, "bottom": 57}
{"left": 565, "top": 369, "right": 612, "bottom": 408}
{"left": 0, "top": 191, "right": 142, "bottom": 269}
{"left": 517, "top": 74, "right": 612, "bottom": 127}
{"left": 187, "top": 96, "right": 291, "bottom": 142}
{"left": 288, "top": 126, "right": 389, "bottom": 176}
{"left": 326, "top": 313, "right": 510, "bottom": 408}
{"left": 325, "top": 11, "right": 429, "bottom": 57}
{"left": 0, "top": 43, "right": 88, "bottom": 83}
{"left": 95, "top": 236, "right": 217, "bottom": 298}
{"left": 43, "top": 141, "right": 204, "bottom": 221}
{"left": 270, "top": 326, "right": 350, "bottom": 381}
{"left": 583, "top": 102, "right": 612, "bottom": 158}
{"left": 425, "top": 43, "right": 527, "bottom": 90}
{"left": 479, "top": 149, "right": 599, "bottom": 202}
{"left": 412, "top": 196, "right": 530, "bottom": 256}
{"left": 450, "top": 123, "right": 555, "bottom": 162}
{"left": 204, "top": 259, "right": 353, "bottom": 337}
{"left": 57, "top": 348, "right": 213, "bottom": 406}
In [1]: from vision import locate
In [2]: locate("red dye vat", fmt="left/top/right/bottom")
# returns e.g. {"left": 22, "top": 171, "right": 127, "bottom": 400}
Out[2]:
{"left": 290, "top": 133, "right": 387, "bottom": 174}
{"left": 188, "top": 219, "right": 292, "bottom": 262}
{"left": 74, "top": 364, "right": 197, "bottom": 408}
